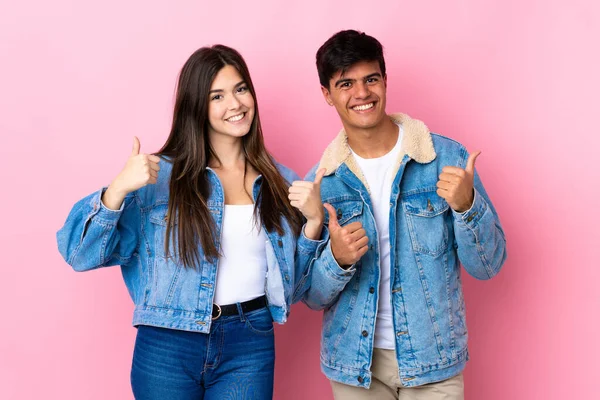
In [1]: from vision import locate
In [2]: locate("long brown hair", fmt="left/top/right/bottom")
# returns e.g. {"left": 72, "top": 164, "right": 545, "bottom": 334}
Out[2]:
{"left": 157, "top": 45, "right": 303, "bottom": 268}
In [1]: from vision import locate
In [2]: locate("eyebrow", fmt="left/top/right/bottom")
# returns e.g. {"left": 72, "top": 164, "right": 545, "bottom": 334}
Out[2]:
{"left": 334, "top": 73, "right": 382, "bottom": 88}
{"left": 209, "top": 80, "right": 246, "bottom": 94}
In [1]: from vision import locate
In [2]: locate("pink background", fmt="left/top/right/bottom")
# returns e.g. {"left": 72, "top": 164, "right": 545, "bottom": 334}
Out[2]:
{"left": 1, "top": 1, "right": 598, "bottom": 399}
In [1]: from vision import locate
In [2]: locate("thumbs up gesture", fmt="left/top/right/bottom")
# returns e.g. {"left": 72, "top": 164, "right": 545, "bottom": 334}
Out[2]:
{"left": 323, "top": 203, "right": 369, "bottom": 268}
{"left": 289, "top": 168, "right": 326, "bottom": 240}
{"left": 102, "top": 137, "right": 161, "bottom": 210}
{"left": 436, "top": 150, "right": 481, "bottom": 213}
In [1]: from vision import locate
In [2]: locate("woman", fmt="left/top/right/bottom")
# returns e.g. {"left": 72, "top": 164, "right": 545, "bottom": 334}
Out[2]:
{"left": 57, "top": 45, "right": 325, "bottom": 399}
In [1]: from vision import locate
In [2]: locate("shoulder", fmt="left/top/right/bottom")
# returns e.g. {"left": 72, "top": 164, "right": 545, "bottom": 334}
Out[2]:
{"left": 273, "top": 161, "right": 300, "bottom": 184}
{"left": 304, "top": 163, "right": 320, "bottom": 181}
{"left": 430, "top": 133, "right": 469, "bottom": 167}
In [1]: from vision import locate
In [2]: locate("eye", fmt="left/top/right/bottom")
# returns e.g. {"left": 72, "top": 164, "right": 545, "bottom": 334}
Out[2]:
{"left": 211, "top": 94, "right": 223, "bottom": 101}
{"left": 237, "top": 86, "right": 249, "bottom": 93}
{"left": 366, "top": 77, "right": 379, "bottom": 84}
{"left": 340, "top": 82, "right": 352, "bottom": 89}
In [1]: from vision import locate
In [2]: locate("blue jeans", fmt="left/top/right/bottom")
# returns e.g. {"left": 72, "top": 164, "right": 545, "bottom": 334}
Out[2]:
{"left": 130, "top": 306, "right": 275, "bottom": 399}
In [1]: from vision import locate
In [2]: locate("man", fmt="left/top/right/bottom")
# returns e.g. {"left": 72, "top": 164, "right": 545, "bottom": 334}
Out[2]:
{"left": 302, "top": 30, "right": 507, "bottom": 399}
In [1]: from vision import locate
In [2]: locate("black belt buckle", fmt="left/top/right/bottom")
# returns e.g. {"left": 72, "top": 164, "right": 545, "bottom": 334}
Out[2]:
{"left": 211, "top": 303, "right": 222, "bottom": 320}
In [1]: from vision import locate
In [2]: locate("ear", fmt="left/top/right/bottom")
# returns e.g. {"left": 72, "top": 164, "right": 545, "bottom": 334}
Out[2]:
{"left": 383, "top": 74, "right": 388, "bottom": 87}
{"left": 321, "top": 85, "right": 333, "bottom": 106}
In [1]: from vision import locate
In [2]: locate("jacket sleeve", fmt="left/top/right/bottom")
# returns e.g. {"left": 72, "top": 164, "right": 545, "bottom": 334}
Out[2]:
{"left": 291, "top": 224, "right": 329, "bottom": 304}
{"left": 287, "top": 165, "right": 355, "bottom": 309}
{"left": 280, "top": 167, "right": 331, "bottom": 304}
{"left": 56, "top": 188, "right": 141, "bottom": 272}
{"left": 300, "top": 231, "right": 358, "bottom": 310}
{"left": 452, "top": 170, "right": 507, "bottom": 280}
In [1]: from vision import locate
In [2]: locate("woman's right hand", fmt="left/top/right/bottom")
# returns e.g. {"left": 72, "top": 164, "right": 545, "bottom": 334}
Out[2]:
{"left": 288, "top": 168, "right": 326, "bottom": 240}
{"left": 102, "top": 137, "right": 161, "bottom": 210}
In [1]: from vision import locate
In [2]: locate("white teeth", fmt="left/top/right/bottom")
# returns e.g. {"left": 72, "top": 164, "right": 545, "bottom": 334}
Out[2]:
{"left": 226, "top": 113, "right": 244, "bottom": 122}
{"left": 352, "top": 103, "right": 374, "bottom": 111}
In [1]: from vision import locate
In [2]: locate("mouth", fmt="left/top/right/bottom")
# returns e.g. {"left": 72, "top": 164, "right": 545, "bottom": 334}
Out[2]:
{"left": 351, "top": 102, "right": 375, "bottom": 112}
{"left": 225, "top": 112, "right": 246, "bottom": 123}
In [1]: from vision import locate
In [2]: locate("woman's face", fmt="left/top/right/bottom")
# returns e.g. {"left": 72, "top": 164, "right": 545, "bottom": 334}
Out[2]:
{"left": 207, "top": 65, "right": 255, "bottom": 141}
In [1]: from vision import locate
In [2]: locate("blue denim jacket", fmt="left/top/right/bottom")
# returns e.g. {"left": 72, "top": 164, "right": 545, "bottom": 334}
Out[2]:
{"left": 57, "top": 160, "right": 321, "bottom": 333}
{"left": 303, "top": 113, "right": 507, "bottom": 388}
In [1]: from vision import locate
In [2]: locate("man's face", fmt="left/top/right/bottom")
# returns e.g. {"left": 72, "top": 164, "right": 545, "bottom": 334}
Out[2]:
{"left": 321, "top": 60, "right": 387, "bottom": 132}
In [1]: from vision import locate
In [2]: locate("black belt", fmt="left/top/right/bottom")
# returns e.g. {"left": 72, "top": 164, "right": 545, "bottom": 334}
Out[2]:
{"left": 212, "top": 295, "right": 267, "bottom": 320}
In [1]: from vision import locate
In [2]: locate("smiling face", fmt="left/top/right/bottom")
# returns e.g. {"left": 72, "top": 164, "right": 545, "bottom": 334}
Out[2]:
{"left": 207, "top": 64, "right": 255, "bottom": 141}
{"left": 321, "top": 60, "right": 388, "bottom": 134}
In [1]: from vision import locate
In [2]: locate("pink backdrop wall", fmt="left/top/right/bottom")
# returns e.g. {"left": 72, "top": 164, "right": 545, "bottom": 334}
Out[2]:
{"left": 1, "top": 1, "right": 598, "bottom": 399}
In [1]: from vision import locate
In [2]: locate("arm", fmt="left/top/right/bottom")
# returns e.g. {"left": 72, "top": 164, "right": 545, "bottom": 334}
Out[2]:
{"left": 56, "top": 136, "right": 159, "bottom": 272}
{"left": 452, "top": 170, "right": 507, "bottom": 280}
{"left": 301, "top": 239, "right": 356, "bottom": 310}
{"left": 56, "top": 189, "right": 141, "bottom": 271}
{"left": 291, "top": 224, "right": 329, "bottom": 304}
{"left": 289, "top": 167, "right": 368, "bottom": 309}
{"left": 301, "top": 203, "right": 368, "bottom": 310}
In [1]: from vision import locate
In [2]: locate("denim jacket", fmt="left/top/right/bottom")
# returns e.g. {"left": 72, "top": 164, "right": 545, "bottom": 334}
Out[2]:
{"left": 303, "top": 113, "right": 507, "bottom": 388}
{"left": 57, "top": 160, "right": 321, "bottom": 333}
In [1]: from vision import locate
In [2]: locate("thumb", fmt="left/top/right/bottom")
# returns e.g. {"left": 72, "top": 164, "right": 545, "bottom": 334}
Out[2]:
{"left": 131, "top": 136, "right": 141, "bottom": 156}
{"left": 465, "top": 150, "right": 481, "bottom": 174}
{"left": 323, "top": 203, "right": 340, "bottom": 230}
{"left": 313, "top": 168, "right": 326, "bottom": 185}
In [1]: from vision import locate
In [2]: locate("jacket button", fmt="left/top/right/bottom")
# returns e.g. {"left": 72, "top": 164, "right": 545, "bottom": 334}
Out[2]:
{"left": 277, "top": 240, "right": 283, "bottom": 248}
{"left": 357, "top": 376, "right": 364, "bottom": 383}
{"left": 362, "top": 330, "right": 368, "bottom": 337}
{"left": 466, "top": 216, "right": 473, "bottom": 222}
{"left": 336, "top": 208, "right": 343, "bottom": 218}
{"left": 369, "top": 287, "right": 375, "bottom": 294}
{"left": 285, "top": 274, "right": 290, "bottom": 281}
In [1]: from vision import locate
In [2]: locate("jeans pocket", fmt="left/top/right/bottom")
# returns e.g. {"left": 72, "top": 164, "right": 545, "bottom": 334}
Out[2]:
{"left": 244, "top": 308, "right": 274, "bottom": 336}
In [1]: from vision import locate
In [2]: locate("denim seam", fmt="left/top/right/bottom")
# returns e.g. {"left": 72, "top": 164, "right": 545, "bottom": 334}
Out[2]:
{"left": 324, "top": 259, "right": 354, "bottom": 282}
{"left": 413, "top": 252, "right": 447, "bottom": 363}
{"left": 396, "top": 287, "right": 418, "bottom": 365}
{"left": 297, "top": 240, "right": 319, "bottom": 255}
{"left": 331, "top": 266, "right": 359, "bottom": 362}
{"left": 463, "top": 203, "right": 494, "bottom": 278}
{"left": 291, "top": 274, "right": 309, "bottom": 301}
{"left": 444, "top": 251, "right": 457, "bottom": 357}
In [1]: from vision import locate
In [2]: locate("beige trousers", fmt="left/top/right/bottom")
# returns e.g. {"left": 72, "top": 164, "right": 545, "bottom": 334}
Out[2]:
{"left": 330, "top": 348, "right": 464, "bottom": 400}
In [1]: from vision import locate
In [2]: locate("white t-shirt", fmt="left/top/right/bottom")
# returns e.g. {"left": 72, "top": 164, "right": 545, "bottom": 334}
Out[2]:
{"left": 213, "top": 204, "right": 267, "bottom": 305}
{"left": 351, "top": 124, "right": 403, "bottom": 349}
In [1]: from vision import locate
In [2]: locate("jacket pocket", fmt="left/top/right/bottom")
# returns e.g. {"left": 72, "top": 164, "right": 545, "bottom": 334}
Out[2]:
{"left": 402, "top": 190, "right": 450, "bottom": 257}
{"left": 323, "top": 199, "right": 364, "bottom": 226}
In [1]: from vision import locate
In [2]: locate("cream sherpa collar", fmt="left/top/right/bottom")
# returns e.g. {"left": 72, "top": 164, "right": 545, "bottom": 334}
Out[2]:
{"left": 317, "top": 113, "right": 436, "bottom": 189}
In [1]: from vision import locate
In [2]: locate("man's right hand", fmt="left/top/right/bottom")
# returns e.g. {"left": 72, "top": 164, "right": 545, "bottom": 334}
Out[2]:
{"left": 323, "top": 203, "right": 369, "bottom": 268}
{"left": 102, "top": 137, "right": 161, "bottom": 210}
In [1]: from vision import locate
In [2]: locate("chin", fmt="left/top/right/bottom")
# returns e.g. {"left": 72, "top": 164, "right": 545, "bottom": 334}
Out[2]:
{"left": 230, "top": 128, "right": 252, "bottom": 138}
{"left": 353, "top": 115, "right": 382, "bottom": 128}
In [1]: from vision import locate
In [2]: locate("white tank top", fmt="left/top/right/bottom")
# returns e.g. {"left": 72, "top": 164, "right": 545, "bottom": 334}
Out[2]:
{"left": 213, "top": 204, "right": 268, "bottom": 305}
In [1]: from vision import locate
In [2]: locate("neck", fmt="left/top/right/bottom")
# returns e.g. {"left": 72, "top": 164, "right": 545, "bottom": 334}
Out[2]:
{"left": 208, "top": 134, "right": 245, "bottom": 170}
{"left": 345, "top": 116, "right": 399, "bottom": 159}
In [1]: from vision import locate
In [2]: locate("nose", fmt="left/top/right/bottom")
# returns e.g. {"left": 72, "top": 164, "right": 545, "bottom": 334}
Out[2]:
{"left": 354, "top": 81, "right": 370, "bottom": 99}
{"left": 227, "top": 94, "right": 242, "bottom": 110}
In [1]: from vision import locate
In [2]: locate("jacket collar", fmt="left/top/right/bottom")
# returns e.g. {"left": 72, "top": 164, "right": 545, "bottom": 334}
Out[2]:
{"left": 317, "top": 113, "right": 436, "bottom": 188}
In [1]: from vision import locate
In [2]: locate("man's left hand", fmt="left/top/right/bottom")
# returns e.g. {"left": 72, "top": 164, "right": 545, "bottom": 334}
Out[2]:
{"left": 436, "top": 150, "right": 481, "bottom": 213}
